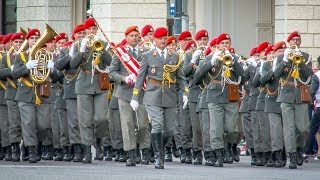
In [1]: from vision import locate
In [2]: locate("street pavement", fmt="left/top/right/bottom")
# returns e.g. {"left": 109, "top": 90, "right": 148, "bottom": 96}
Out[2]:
{"left": 1, "top": 155, "right": 320, "bottom": 180}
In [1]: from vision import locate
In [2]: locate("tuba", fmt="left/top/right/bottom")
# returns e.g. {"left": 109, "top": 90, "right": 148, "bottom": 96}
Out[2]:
{"left": 17, "top": 27, "right": 29, "bottom": 54}
{"left": 29, "top": 24, "right": 58, "bottom": 84}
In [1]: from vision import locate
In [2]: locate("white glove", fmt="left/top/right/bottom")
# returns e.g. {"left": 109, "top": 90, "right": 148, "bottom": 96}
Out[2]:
{"left": 26, "top": 60, "right": 38, "bottom": 69}
{"left": 272, "top": 57, "right": 278, "bottom": 72}
{"left": 80, "top": 37, "right": 90, "bottom": 53}
{"left": 47, "top": 60, "right": 54, "bottom": 69}
{"left": 191, "top": 49, "right": 202, "bottom": 64}
{"left": 68, "top": 44, "right": 75, "bottom": 57}
{"left": 125, "top": 74, "right": 135, "bottom": 86}
{"left": 10, "top": 65, "right": 14, "bottom": 71}
{"left": 182, "top": 95, "right": 189, "bottom": 109}
{"left": 283, "top": 48, "right": 290, "bottom": 62}
{"left": 130, "top": 100, "right": 139, "bottom": 111}
{"left": 211, "top": 49, "right": 221, "bottom": 65}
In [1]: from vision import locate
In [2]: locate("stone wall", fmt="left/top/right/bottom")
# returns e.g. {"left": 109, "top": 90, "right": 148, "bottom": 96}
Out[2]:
{"left": 90, "top": 0, "right": 167, "bottom": 44}
{"left": 275, "top": 0, "right": 320, "bottom": 61}
{"left": 17, "top": 0, "right": 72, "bottom": 35}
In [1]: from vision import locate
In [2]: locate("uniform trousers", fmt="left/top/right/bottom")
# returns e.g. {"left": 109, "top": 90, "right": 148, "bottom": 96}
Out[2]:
{"left": 251, "top": 111, "right": 271, "bottom": 153}
{"left": 0, "top": 105, "right": 10, "bottom": 147}
{"left": 65, "top": 99, "right": 81, "bottom": 145}
{"left": 241, "top": 112, "right": 253, "bottom": 149}
{"left": 7, "top": 100, "right": 21, "bottom": 144}
{"left": 108, "top": 108, "right": 123, "bottom": 149}
{"left": 189, "top": 102, "right": 203, "bottom": 151}
{"left": 268, "top": 113, "right": 284, "bottom": 151}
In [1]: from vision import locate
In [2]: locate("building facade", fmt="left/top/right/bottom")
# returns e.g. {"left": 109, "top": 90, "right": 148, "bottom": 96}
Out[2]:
{"left": 0, "top": 0, "right": 319, "bottom": 59}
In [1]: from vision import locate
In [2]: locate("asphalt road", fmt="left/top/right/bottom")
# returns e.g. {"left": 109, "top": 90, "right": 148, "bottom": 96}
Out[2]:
{"left": 1, "top": 155, "right": 320, "bottom": 180}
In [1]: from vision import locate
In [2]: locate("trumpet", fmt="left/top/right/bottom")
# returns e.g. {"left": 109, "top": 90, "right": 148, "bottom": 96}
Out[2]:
{"left": 141, "top": 40, "right": 153, "bottom": 50}
{"left": 288, "top": 44, "right": 303, "bottom": 65}
{"left": 86, "top": 34, "right": 105, "bottom": 52}
{"left": 197, "top": 45, "right": 206, "bottom": 59}
{"left": 218, "top": 48, "right": 233, "bottom": 66}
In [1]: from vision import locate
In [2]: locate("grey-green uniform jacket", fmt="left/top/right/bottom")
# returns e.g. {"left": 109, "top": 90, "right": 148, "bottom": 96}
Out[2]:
{"left": 274, "top": 53, "right": 313, "bottom": 104}
{"left": 109, "top": 46, "right": 148, "bottom": 103}
{"left": 252, "top": 61, "right": 266, "bottom": 111}
{"left": 70, "top": 41, "right": 112, "bottom": 95}
{"left": 55, "top": 46, "right": 78, "bottom": 99}
{"left": 194, "top": 54, "right": 244, "bottom": 104}
{"left": 0, "top": 52, "right": 18, "bottom": 100}
{"left": 194, "top": 57, "right": 211, "bottom": 109}
{"left": 12, "top": 51, "right": 51, "bottom": 104}
{"left": 132, "top": 48, "right": 188, "bottom": 107}
{"left": 243, "top": 64, "right": 260, "bottom": 111}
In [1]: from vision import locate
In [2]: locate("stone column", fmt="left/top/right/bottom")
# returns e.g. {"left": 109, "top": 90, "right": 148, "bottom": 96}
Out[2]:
{"left": 90, "top": 0, "right": 167, "bottom": 44}
{"left": 275, "top": 0, "right": 320, "bottom": 61}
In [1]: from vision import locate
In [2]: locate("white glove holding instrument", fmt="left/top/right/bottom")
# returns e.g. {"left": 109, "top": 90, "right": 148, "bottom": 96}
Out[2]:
{"left": 10, "top": 65, "right": 14, "bottom": 71}
{"left": 80, "top": 37, "right": 90, "bottom": 53}
{"left": 283, "top": 48, "right": 291, "bottom": 62}
{"left": 130, "top": 100, "right": 139, "bottom": 111}
{"left": 26, "top": 60, "right": 38, "bottom": 69}
{"left": 191, "top": 49, "right": 202, "bottom": 64}
{"left": 47, "top": 60, "right": 54, "bottom": 69}
{"left": 125, "top": 74, "right": 136, "bottom": 86}
{"left": 68, "top": 44, "right": 75, "bottom": 57}
{"left": 211, "top": 49, "right": 221, "bottom": 65}
{"left": 182, "top": 95, "right": 189, "bottom": 109}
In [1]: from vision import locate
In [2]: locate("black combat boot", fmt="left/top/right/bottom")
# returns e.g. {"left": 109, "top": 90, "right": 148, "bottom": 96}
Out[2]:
{"left": 256, "top": 152, "right": 265, "bottom": 166}
{"left": 11, "top": 142, "right": 21, "bottom": 162}
{"left": 94, "top": 139, "right": 104, "bottom": 160}
{"left": 151, "top": 133, "right": 164, "bottom": 169}
{"left": 224, "top": 143, "right": 233, "bottom": 164}
{"left": 149, "top": 147, "right": 155, "bottom": 163}
{"left": 63, "top": 146, "right": 72, "bottom": 161}
{"left": 82, "top": 145, "right": 92, "bottom": 164}
{"left": 54, "top": 148, "right": 63, "bottom": 161}
{"left": 4, "top": 146, "right": 12, "bottom": 161}
{"left": 104, "top": 146, "right": 113, "bottom": 161}
{"left": 180, "top": 147, "right": 186, "bottom": 163}
{"left": 193, "top": 151, "right": 203, "bottom": 165}
{"left": 281, "top": 148, "right": 287, "bottom": 167}
{"left": 126, "top": 149, "right": 136, "bottom": 166}
{"left": 214, "top": 148, "right": 224, "bottom": 167}
{"left": 118, "top": 148, "right": 127, "bottom": 162}
{"left": 44, "top": 145, "right": 54, "bottom": 160}
{"left": 21, "top": 143, "right": 28, "bottom": 161}
{"left": 164, "top": 147, "right": 173, "bottom": 162}
{"left": 266, "top": 151, "right": 274, "bottom": 167}
{"left": 250, "top": 148, "right": 257, "bottom": 165}
{"left": 232, "top": 144, "right": 240, "bottom": 162}
{"left": 113, "top": 149, "right": 120, "bottom": 161}
{"left": 135, "top": 146, "right": 141, "bottom": 164}
{"left": 274, "top": 150, "right": 283, "bottom": 168}
{"left": 206, "top": 151, "right": 216, "bottom": 166}
{"left": 0, "top": 144, "right": 4, "bottom": 160}
{"left": 28, "top": 146, "right": 38, "bottom": 163}
{"left": 185, "top": 148, "right": 193, "bottom": 164}
{"left": 172, "top": 145, "right": 181, "bottom": 158}
{"left": 289, "top": 152, "right": 297, "bottom": 169}
{"left": 73, "top": 144, "right": 83, "bottom": 162}
{"left": 141, "top": 148, "right": 150, "bottom": 165}
{"left": 296, "top": 147, "right": 303, "bottom": 166}
{"left": 39, "top": 144, "right": 45, "bottom": 160}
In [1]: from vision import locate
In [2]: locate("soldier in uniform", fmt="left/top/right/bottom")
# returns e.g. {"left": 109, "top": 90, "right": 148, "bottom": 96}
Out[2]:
{"left": 260, "top": 41, "right": 286, "bottom": 168}
{"left": 131, "top": 27, "right": 188, "bottom": 169}
{"left": 70, "top": 18, "right": 112, "bottom": 163}
{"left": 0, "top": 32, "right": 24, "bottom": 162}
{"left": 140, "top": 24, "right": 154, "bottom": 46}
{"left": 194, "top": 33, "right": 244, "bottom": 167}
{"left": 0, "top": 33, "right": 14, "bottom": 161}
{"left": 55, "top": 24, "right": 85, "bottom": 162}
{"left": 240, "top": 47, "right": 258, "bottom": 165}
{"left": 183, "top": 29, "right": 209, "bottom": 165}
{"left": 12, "top": 28, "right": 54, "bottom": 163}
{"left": 274, "top": 31, "right": 313, "bottom": 169}
{"left": 109, "top": 26, "right": 151, "bottom": 166}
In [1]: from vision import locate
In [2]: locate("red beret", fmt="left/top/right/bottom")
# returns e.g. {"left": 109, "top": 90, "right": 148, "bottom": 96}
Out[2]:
{"left": 229, "top": 47, "right": 235, "bottom": 54}
{"left": 141, "top": 24, "right": 154, "bottom": 37}
{"left": 250, "top": 47, "right": 257, "bottom": 56}
{"left": 11, "top": 32, "right": 25, "bottom": 41}
{"left": 273, "top": 41, "right": 286, "bottom": 51}
{"left": 1, "top": 33, "right": 14, "bottom": 44}
{"left": 287, "top": 31, "right": 300, "bottom": 42}
{"left": 26, "top": 29, "right": 40, "bottom": 39}
{"left": 183, "top": 40, "right": 196, "bottom": 51}
{"left": 195, "top": 29, "right": 208, "bottom": 40}
{"left": 205, "top": 46, "right": 212, "bottom": 56}
{"left": 73, "top": 23, "right": 84, "bottom": 34}
{"left": 209, "top": 38, "right": 218, "bottom": 46}
{"left": 264, "top": 45, "right": 274, "bottom": 56}
{"left": 62, "top": 40, "right": 73, "bottom": 47}
{"left": 125, "top": 26, "right": 139, "bottom": 35}
{"left": 71, "top": 33, "right": 75, "bottom": 41}
{"left": 178, "top": 31, "right": 192, "bottom": 41}
{"left": 55, "top": 32, "right": 68, "bottom": 42}
{"left": 216, "top": 33, "right": 230, "bottom": 44}
{"left": 167, "top": 36, "right": 177, "bottom": 45}
{"left": 153, "top": 27, "right": 168, "bottom": 38}
{"left": 120, "top": 39, "right": 127, "bottom": 46}
{"left": 256, "top": 41, "right": 270, "bottom": 53}
{"left": 84, "top": 18, "right": 96, "bottom": 29}
{"left": 0, "top": 35, "right": 5, "bottom": 42}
